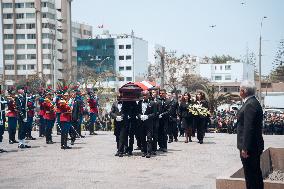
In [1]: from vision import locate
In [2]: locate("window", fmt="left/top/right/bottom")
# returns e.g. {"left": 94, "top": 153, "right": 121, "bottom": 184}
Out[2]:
{"left": 126, "top": 45, "right": 131, "bottom": 49}
{"left": 17, "top": 54, "right": 26, "bottom": 60}
{"left": 214, "top": 76, "right": 222, "bottom": 80}
{"left": 126, "top": 77, "right": 132, "bottom": 81}
{"left": 15, "top": 3, "right": 25, "bottom": 8}
{"left": 4, "top": 44, "right": 14, "bottom": 49}
{"left": 225, "top": 65, "right": 231, "bottom": 70}
{"left": 26, "top": 2, "right": 35, "bottom": 8}
{"left": 42, "top": 44, "right": 52, "bottom": 49}
{"left": 5, "top": 65, "right": 14, "bottom": 70}
{"left": 126, "top": 66, "right": 132, "bottom": 70}
{"left": 16, "top": 34, "right": 25, "bottom": 39}
{"left": 119, "top": 45, "right": 124, "bottom": 49}
{"left": 41, "top": 2, "right": 55, "bottom": 9}
{"left": 119, "top": 56, "right": 124, "bottom": 60}
{"left": 3, "top": 3, "right": 13, "bottom": 8}
{"left": 26, "top": 13, "right": 35, "bottom": 19}
{"left": 27, "top": 44, "right": 36, "bottom": 49}
{"left": 16, "top": 44, "right": 25, "bottom": 49}
{"left": 26, "top": 23, "right": 35, "bottom": 29}
{"left": 42, "top": 54, "right": 51, "bottom": 59}
{"left": 5, "top": 75, "right": 15, "bottom": 80}
{"left": 3, "top": 14, "right": 13, "bottom": 19}
{"left": 27, "top": 34, "right": 36, "bottom": 39}
{"left": 4, "top": 24, "right": 13, "bottom": 29}
{"left": 225, "top": 75, "right": 231, "bottom": 80}
{"left": 4, "top": 34, "right": 13, "bottom": 39}
{"left": 215, "top": 66, "right": 217, "bottom": 70}
{"left": 185, "top": 68, "right": 189, "bottom": 73}
{"left": 27, "top": 65, "right": 35, "bottom": 70}
{"left": 16, "top": 13, "right": 25, "bottom": 19}
{"left": 17, "top": 65, "right": 26, "bottom": 70}
{"left": 126, "top": 55, "right": 132, "bottom": 60}
{"left": 220, "top": 66, "right": 223, "bottom": 70}
{"left": 224, "top": 88, "right": 228, "bottom": 92}
{"left": 118, "top": 77, "right": 124, "bottom": 81}
{"left": 4, "top": 54, "right": 14, "bottom": 60}
{"left": 27, "top": 54, "right": 36, "bottom": 59}
{"left": 42, "top": 33, "right": 50, "bottom": 39}
{"left": 107, "top": 45, "right": 114, "bottom": 49}
{"left": 43, "top": 64, "right": 51, "bottom": 69}
{"left": 16, "top": 24, "right": 25, "bottom": 29}
{"left": 119, "top": 66, "right": 124, "bottom": 71}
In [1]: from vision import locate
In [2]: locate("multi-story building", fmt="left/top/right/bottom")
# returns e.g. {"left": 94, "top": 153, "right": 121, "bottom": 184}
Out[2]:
{"left": 72, "top": 21, "right": 92, "bottom": 80}
{"left": 1, "top": 0, "right": 72, "bottom": 86}
{"left": 200, "top": 61, "right": 254, "bottom": 83}
{"left": 77, "top": 30, "right": 148, "bottom": 90}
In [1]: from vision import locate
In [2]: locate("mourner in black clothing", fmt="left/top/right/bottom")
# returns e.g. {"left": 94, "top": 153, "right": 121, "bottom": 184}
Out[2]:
{"left": 179, "top": 93, "right": 193, "bottom": 143}
{"left": 195, "top": 92, "right": 209, "bottom": 144}
{"left": 158, "top": 89, "right": 171, "bottom": 152}
{"left": 167, "top": 92, "right": 179, "bottom": 143}
{"left": 237, "top": 80, "right": 264, "bottom": 189}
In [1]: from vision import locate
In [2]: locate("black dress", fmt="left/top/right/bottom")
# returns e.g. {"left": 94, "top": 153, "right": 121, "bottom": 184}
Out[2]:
{"left": 179, "top": 101, "right": 193, "bottom": 129}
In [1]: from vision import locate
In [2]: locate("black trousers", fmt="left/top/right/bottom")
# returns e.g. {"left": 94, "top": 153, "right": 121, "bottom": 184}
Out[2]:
{"left": 114, "top": 122, "right": 121, "bottom": 150}
{"left": 168, "top": 119, "right": 178, "bottom": 141}
{"left": 18, "top": 118, "right": 26, "bottom": 140}
{"left": 196, "top": 116, "right": 206, "bottom": 142}
{"left": 0, "top": 120, "right": 4, "bottom": 143}
{"left": 158, "top": 118, "right": 168, "bottom": 149}
{"left": 241, "top": 152, "right": 264, "bottom": 189}
{"left": 118, "top": 123, "right": 128, "bottom": 154}
{"left": 152, "top": 119, "right": 159, "bottom": 152}
{"left": 127, "top": 118, "right": 137, "bottom": 153}
{"left": 139, "top": 120, "right": 153, "bottom": 154}
{"left": 70, "top": 122, "right": 78, "bottom": 142}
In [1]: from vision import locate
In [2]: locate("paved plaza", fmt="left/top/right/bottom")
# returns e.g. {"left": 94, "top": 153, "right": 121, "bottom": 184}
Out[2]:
{"left": 0, "top": 131, "right": 283, "bottom": 189}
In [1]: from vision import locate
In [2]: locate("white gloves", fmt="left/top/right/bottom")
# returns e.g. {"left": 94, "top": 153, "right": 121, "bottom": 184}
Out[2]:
{"left": 159, "top": 114, "right": 163, "bottom": 119}
{"left": 116, "top": 116, "right": 123, "bottom": 122}
{"left": 141, "top": 115, "right": 149, "bottom": 121}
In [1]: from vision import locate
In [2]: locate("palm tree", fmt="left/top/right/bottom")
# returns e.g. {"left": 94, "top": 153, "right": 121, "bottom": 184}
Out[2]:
{"left": 199, "top": 84, "right": 239, "bottom": 113}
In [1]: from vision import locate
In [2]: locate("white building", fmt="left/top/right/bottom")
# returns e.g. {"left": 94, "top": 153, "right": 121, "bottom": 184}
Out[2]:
{"left": 1, "top": 0, "right": 72, "bottom": 86}
{"left": 77, "top": 30, "right": 148, "bottom": 90}
{"left": 200, "top": 61, "right": 255, "bottom": 83}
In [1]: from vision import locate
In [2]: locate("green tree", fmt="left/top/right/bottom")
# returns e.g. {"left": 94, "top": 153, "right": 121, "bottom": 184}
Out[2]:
{"left": 211, "top": 55, "right": 240, "bottom": 64}
{"left": 270, "top": 39, "right": 284, "bottom": 82}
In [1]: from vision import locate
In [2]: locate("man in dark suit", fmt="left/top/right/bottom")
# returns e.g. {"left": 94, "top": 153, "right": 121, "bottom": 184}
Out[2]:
{"left": 237, "top": 80, "right": 264, "bottom": 189}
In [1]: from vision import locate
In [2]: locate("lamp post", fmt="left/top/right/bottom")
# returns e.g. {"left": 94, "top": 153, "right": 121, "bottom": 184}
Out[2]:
{"left": 258, "top": 16, "right": 267, "bottom": 106}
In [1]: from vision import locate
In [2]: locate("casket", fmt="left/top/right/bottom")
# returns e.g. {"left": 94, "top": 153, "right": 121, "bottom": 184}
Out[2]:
{"left": 119, "top": 83, "right": 143, "bottom": 101}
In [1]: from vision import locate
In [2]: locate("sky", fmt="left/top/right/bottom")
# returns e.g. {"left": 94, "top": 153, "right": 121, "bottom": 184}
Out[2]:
{"left": 72, "top": 0, "right": 284, "bottom": 75}
{"left": 0, "top": 0, "right": 283, "bottom": 75}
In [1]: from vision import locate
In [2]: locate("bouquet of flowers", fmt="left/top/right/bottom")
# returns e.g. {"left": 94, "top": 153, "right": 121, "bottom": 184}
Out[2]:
{"left": 188, "top": 104, "right": 210, "bottom": 117}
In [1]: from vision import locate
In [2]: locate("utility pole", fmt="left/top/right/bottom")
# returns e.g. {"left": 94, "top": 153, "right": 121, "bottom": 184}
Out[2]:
{"left": 258, "top": 16, "right": 267, "bottom": 107}
{"left": 157, "top": 47, "right": 166, "bottom": 89}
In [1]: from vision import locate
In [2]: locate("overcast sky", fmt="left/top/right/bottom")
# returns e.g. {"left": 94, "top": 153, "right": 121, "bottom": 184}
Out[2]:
{"left": 72, "top": 0, "right": 284, "bottom": 75}
{"left": 1, "top": 0, "right": 283, "bottom": 76}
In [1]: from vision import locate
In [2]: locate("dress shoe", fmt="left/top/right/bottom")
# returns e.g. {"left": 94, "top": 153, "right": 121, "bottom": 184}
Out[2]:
{"left": 168, "top": 140, "right": 172, "bottom": 143}
{"left": 13, "top": 140, "right": 19, "bottom": 143}
{"left": 71, "top": 141, "right": 74, "bottom": 145}
{"left": 39, "top": 135, "right": 44, "bottom": 137}
{"left": 199, "top": 140, "right": 203, "bottom": 144}
{"left": 128, "top": 151, "right": 133, "bottom": 156}
{"left": 46, "top": 141, "right": 54, "bottom": 144}
{"left": 25, "top": 145, "right": 31, "bottom": 148}
{"left": 0, "top": 149, "right": 7, "bottom": 153}
{"left": 115, "top": 152, "right": 119, "bottom": 156}
{"left": 141, "top": 153, "right": 146, "bottom": 157}
{"left": 146, "top": 153, "right": 151, "bottom": 158}
{"left": 18, "top": 144, "right": 30, "bottom": 149}
{"left": 151, "top": 151, "right": 157, "bottom": 155}
{"left": 118, "top": 153, "right": 123, "bottom": 157}
{"left": 65, "top": 146, "right": 72, "bottom": 149}
{"left": 162, "top": 148, "right": 167, "bottom": 152}
{"left": 89, "top": 132, "right": 95, "bottom": 135}
{"left": 9, "top": 140, "right": 14, "bottom": 144}
{"left": 185, "top": 140, "right": 188, "bottom": 143}
{"left": 174, "top": 139, "right": 178, "bottom": 142}
{"left": 80, "top": 135, "right": 85, "bottom": 138}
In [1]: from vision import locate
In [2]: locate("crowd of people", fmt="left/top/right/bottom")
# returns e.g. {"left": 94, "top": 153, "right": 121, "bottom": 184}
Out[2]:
{"left": 263, "top": 111, "right": 284, "bottom": 135}
{"left": 110, "top": 88, "right": 210, "bottom": 158}
{"left": 0, "top": 83, "right": 100, "bottom": 153}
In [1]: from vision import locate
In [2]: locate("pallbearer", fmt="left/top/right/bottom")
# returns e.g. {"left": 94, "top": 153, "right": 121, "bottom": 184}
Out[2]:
{"left": 6, "top": 87, "right": 18, "bottom": 144}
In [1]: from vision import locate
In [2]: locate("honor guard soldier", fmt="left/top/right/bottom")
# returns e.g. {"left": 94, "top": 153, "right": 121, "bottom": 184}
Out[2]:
{"left": 0, "top": 86, "right": 7, "bottom": 153}
{"left": 138, "top": 90, "right": 157, "bottom": 158}
{"left": 16, "top": 87, "right": 31, "bottom": 148}
{"left": 87, "top": 91, "right": 98, "bottom": 135}
{"left": 6, "top": 87, "right": 18, "bottom": 144}
{"left": 25, "top": 91, "right": 36, "bottom": 140}
{"left": 167, "top": 92, "right": 179, "bottom": 143}
{"left": 43, "top": 89, "right": 56, "bottom": 144}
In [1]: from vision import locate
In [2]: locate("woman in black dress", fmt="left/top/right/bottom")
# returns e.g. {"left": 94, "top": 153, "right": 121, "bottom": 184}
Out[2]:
{"left": 178, "top": 93, "right": 193, "bottom": 143}
{"left": 195, "top": 92, "right": 209, "bottom": 144}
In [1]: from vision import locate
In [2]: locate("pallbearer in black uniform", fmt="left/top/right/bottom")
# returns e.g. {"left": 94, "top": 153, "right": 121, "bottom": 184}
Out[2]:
{"left": 110, "top": 95, "right": 125, "bottom": 157}
{"left": 138, "top": 90, "right": 157, "bottom": 158}
{"left": 0, "top": 86, "right": 7, "bottom": 153}
{"left": 167, "top": 92, "right": 179, "bottom": 143}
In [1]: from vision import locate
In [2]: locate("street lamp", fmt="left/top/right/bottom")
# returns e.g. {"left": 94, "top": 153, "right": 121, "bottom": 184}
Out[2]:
{"left": 258, "top": 16, "right": 267, "bottom": 106}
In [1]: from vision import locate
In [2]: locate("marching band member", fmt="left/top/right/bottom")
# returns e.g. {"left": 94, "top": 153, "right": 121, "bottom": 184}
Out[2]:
{"left": 43, "top": 90, "right": 56, "bottom": 144}
{"left": 25, "top": 91, "right": 36, "bottom": 140}
{"left": 6, "top": 87, "right": 18, "bottom": 144}
{"left": 59, "top": 92, "right": 72, "bottom": 149}
{"left": 38, "top": 89, "right": 46, "bottom": 137}
{"left": 87, "top": 91, "right": 98, "bottom": 135}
